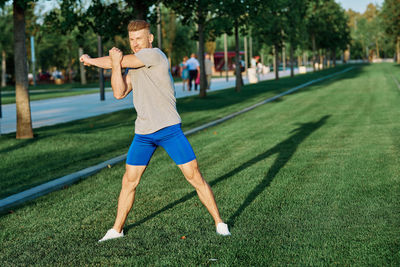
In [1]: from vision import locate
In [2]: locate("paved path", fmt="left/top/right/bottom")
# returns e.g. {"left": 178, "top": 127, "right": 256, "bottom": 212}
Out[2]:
{"left": 0, "top": 69, "right": 302, "bottom": 134}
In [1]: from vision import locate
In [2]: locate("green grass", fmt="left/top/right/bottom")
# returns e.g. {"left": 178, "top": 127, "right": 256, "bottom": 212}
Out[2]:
{"left": 0, "top": 65, "right": 352, "bottom": 199}
{"left": 0, "top": 63, "right": 399, "bottom": 265}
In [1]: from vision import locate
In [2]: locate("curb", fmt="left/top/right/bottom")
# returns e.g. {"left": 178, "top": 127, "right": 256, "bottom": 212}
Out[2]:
{"left": 0, "top": 67, "right": 354, "bottom": 213}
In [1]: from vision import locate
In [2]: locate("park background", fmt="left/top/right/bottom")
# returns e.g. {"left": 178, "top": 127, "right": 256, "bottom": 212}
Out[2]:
{"left": 1, "top": 0, "right": 400, "bottom": 265}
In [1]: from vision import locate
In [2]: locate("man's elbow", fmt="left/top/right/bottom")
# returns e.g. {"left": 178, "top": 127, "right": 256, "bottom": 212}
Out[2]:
{"left": 112, "top": 88, "right": 126, "bottom": 99}
{"left": 113, "top": 92, "right": 126, "bottom": 100}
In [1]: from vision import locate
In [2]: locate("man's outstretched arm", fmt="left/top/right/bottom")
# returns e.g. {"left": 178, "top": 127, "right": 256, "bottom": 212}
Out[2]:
{"left": 80, "top": 54, "right": 145, "bottom": 69}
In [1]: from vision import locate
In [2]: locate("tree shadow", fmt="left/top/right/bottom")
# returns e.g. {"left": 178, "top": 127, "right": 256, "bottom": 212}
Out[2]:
{"left": 125, "top": 115, "right": 330, "bottom": 233}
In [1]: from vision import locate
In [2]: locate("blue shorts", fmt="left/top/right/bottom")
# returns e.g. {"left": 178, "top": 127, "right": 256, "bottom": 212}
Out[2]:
{"left": 126, "top": 124, "right": 196, "bottom": 166}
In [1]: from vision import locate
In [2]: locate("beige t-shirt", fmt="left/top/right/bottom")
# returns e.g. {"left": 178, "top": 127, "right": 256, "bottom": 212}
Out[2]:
{"left": 128, "top": 48, "right": 181, "bottom": 134}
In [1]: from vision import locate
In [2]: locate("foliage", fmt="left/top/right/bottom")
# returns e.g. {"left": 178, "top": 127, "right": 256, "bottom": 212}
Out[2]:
{"left": 250, "top": 0, "right": 287, "bottom": 49}
{"left": 381, "top": 0, "right": 400, "bottom": 41}
{"left": 306, "top": 0, "right": 350, "bottom": 52}
{"left": 0, "top": 5, "right": 13, "bottom": 52}
{"left": 347, "top": 3, "right": 394, "bottom": 60}
{"left": 284, "top": 0, "right": 308, "bottom": 47}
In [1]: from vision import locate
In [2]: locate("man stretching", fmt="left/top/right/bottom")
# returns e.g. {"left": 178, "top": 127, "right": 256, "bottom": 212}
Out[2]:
{"left": 80, "top": 20, "right": 230, "bottom": 242}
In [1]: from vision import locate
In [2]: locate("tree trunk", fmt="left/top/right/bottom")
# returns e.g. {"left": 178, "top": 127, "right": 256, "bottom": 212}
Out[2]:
{"left": 157, "top": 5, "right": 162, "bottom": 50}
{"left": 273, "top": 46, "right": 276, "bottom": 75}
{"left": 1, "top": 50, "right": 6, "bottom": 87}
{"left": 332, "top": 48, "right": 337, "bottom": 67}
{"left": 297, "top": 55, "right": 302, "bottom": 69}
{"left": 97, "top": 35, "right": 105, "bottom": 101}
{"left": 327, "top": 49, "right": 330, "bottom": 68}
{"left": 274, "top": 44, "right": 280, "bottom": 80}
{"left": 78, "top": 47, "right": 87, "bottom": 85}
{"left": 14, "top": 1, "right": 33, "bottom": 139}
{"left": 375, "top": 39, "right": 380, "bottom": 59}
{"left": 234, "top": 22, "right": 243, "bottom": 92}
{"left": 198, "top": 20, "right": 207, "bottom": 98}
{"left": 319, "top": 49, "right": 322, "bottom": 70}
{"left": 290, "top": 44, "right": 294, "bottom": 77}
{"left": 224, "top": 33, "right": 228, "bottom": 81}
{"left": 244, "top": 36, "right": 248, "bottom": 78}
{"left": 312, "top": 33, "right": 316, "bottom": 72}
{"left": 282, "top": 45, "right": 286, "bottom": 71}
{"left": 397, "top": 36, "right": 400, "bottom": 64}
{"left": 132, "top": 0, "right": 147, "bottom": 20}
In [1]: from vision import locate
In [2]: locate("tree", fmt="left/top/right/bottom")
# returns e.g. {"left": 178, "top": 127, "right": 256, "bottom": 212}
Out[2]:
{"left": 250, "top": 0, "right": 287, "bottom": 79}
{"left": 364, "top": 4, "right": 384, "bottom": 59}
{"left": 0, "top": 0, "right": 36, "bottom": 139}
{"left": 217, "top": 0, "right": 248, "bottom": 92}
{"left": 306, "top": 0, "right": 350, "bottom": 69}
{"left": 160, "top": 6, "right": 177, "bottom": 65}
{"left": 45, "top": 0, "right": 91, "bottom": 84}
{"left": 381, "top": 0, "right": 400, "bottom": 63}
{"left": 0, "top": 5, "right": 13, "bottom": 88}
{"left": 124, "top": 0, "right": 157, "bottom": 21}
{"left": 284, "top": 0, "right": 308, "bottom": 77}
{"left": 164, "top": 0, "right": 222, "bottom": 98}
{"left": 321, "top": 1, "right": 350, "bottom": 66}
{"left": 305, "top": 0, "right": 326, "bottom": 71}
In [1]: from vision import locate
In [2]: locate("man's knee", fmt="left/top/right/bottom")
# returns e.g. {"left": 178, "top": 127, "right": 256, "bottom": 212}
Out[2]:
{"left": 180, "top": 160, "right": 204, "bottom": 185}
{"left": 122, "top": 165, "right": 145, "bottom": 188}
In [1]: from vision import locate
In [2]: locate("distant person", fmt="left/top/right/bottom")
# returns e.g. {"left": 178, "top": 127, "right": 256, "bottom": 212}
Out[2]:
{"left": 251, "top": 56, "right": 257, "bottom": 68}
{"left": 80, "top": 20, "right": 231, "bottom": 242}
{"left": 179, "top": 56, "right": 189, "bottom": 91}
{"left": 52, "top": 69, "right": 62, "bottom": 80}
{"left": 239, "top": 56, "right": 245, "bottom": 73}
{"left": 186, "top": 53, "right": 200, "bottom": 91}
{"left": 204, "top": 54, "right": 214, "bottom": 89}
{"left": 256, "top": 56, "right": 262, "bottom": 79}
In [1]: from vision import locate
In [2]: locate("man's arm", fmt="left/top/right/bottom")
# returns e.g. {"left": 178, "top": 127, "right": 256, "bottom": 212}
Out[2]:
{"left": 109, "top": 47, "right": 132, "bottom": 99}
{"left": 80, "top": 53, "right": 145, "bottom": 69}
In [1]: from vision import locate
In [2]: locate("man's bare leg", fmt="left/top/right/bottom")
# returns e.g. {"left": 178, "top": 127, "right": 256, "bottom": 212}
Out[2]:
{"left": 99, "top": 164, "right": 146, "bottom": 242}
{"left": 178, "top": 159, "right": 223, "bottom": 226}
{"left": 112, "top": 164, "right": 147, "bottom": 232}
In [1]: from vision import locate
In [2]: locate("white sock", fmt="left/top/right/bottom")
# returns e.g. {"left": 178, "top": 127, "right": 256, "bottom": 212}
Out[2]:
{"left": 216, "top": 222, "right": 231, "bottom": 236}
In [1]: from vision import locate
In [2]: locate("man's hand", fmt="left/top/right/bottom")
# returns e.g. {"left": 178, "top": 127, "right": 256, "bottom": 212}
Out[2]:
{"left": 109, "top": 47, "right": 123, "bottom": 67}
{"left": 80, "top": 54, "right": 92, "bottom": 66}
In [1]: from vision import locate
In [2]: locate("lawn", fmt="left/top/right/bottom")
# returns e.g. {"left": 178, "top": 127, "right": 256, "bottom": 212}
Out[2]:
{"left": 0, "top": 64, "right": 351, "bottom": 199}
{"left": 0, "top": 63, "right": 399, "bottom": 265}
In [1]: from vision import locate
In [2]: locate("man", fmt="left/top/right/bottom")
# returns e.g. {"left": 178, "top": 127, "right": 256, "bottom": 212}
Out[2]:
{"left": 186, "top": 53, "right": 200, "bottom": 91}
{"left": 80, "top": 20, "right": 230, "bottom": 242}
{"left": 204, "top": 54, "right": 214, "bottom": 90}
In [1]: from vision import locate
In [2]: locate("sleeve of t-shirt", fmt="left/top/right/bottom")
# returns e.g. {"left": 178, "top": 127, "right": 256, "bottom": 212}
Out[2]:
{"left": 134, "top": 48, "right": 163, "bottom": 68}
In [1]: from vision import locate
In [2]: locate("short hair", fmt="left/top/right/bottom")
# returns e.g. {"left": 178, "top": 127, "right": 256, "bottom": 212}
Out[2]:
{"left": 127, "top": 20, "right": 150, "bottom": 32}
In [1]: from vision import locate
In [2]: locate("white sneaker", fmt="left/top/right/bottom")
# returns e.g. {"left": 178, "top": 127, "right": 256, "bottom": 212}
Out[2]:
{"left": 98, "top": 228, "right": 124, "bottom": 242}
{"left": 216, "top": 223, "right": 231, "bottom": 236}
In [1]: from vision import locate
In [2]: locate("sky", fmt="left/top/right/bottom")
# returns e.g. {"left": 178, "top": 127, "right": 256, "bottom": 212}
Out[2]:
{"left": 335, "top": 0, "right": 385, "bottom": 13}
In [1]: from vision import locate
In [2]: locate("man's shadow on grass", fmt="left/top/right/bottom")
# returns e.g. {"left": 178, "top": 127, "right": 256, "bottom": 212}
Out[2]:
{"left": 125, "top": 115, "right": 330, "bottom": 233}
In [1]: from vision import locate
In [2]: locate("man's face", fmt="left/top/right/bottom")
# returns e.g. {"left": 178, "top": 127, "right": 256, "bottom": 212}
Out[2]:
{"left": 129, "top": 29, "right": 153, "bottom": 53}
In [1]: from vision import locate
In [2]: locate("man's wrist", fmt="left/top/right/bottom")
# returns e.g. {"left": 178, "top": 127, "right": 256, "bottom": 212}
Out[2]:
{"left": 112, "top": 63, "right": 121, "bottom": 69}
